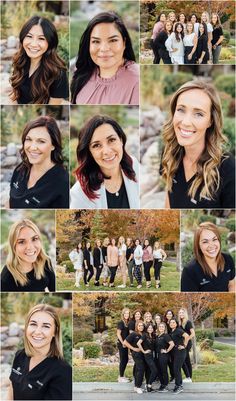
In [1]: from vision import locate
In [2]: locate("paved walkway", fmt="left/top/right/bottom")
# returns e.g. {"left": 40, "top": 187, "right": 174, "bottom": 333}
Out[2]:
{"left": 215, "top": 337, "right": 235, "bottom": 346}
{"left": 73, "top": 382, "right": 235, "bottom": 400}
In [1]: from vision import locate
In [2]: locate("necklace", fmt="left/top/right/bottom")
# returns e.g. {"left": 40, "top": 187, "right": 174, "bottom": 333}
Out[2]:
{"left": 105, "top": 172, "right": 122, "bottom": 196}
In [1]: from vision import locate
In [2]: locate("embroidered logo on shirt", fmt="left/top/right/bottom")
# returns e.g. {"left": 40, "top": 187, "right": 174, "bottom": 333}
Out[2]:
{"left": 12, "top": 367, "right": 22, "bottom": 375}
{"left": 25, "top": 199, "right": 30, "bottom": 204}
{"left": 28, "top": 384, "right": 33, "bottom": 389}
{"left": 13, "top": 181, "right": 19, "bottom": 189}
{"left": 173, "top": 178, "right": 177, "bottom": 184}
{"left": 32, "top": 197, "right": 40, "bottom": 204}
{"left": 190, "top": 198, "right": 197, "bottom": 204}
{"left": 200, "top": 278, "right": 210, "bottom": 285}
{"left": 202, "top": 195, "right": 211, "bottom": 201}
{"left": 226, "top": 269, "right": 231, "bottom": 273}
{"left": 36, "top": 380, "right": 44, "bottom": 386}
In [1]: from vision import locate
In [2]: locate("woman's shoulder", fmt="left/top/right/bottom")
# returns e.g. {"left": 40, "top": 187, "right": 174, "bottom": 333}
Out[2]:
{"left": 1, "top": 265, "right": 15, "bottom": 287}
{"left": 49, "top": 356, "right": 72, "bottom": 374}
{"left": 184, "top": 258, "right": 201, "bottom": 272}
{"left": 222, "top": 252, "right": 234, "bottom": 266}
{"left": 51, "top": 164, "right": 69, "bottom": 181}
{"left": 220, "top": 154, "right": 235, "bottom": 172}
{"left": 70, "top": 180, "right": 92, "bottom": 207}
{"left": 13, "top": 349, "right": 27, "bottom": 362}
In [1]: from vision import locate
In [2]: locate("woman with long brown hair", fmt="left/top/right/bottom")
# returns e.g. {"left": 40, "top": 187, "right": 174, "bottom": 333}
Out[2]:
{"left": 9, "top": 16, "right": 69, "bottom": 104}
{"left": 161, "top": 79, "right": 235, "bottom": 208}
{"left": 181, "top": 222, "right": 235, "bottom": 292}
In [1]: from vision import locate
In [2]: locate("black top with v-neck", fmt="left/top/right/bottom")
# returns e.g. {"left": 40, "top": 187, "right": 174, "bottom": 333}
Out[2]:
{"left": 10, "top": 164, "right": 69, "bottom": 208}
{"left": 10, "top": 349, "right": 72, "bottom": 400}
{"left": 17, "top": 63, "right": 69, "bottom": 104}
{"left": 106, "top": 180, "right": 130, "bottom": 209}
{"left": 168, "top": 155, "right": 235, "bottom": 209}
{"left": 181, "top": 252, "right": 235, "bottom": 292}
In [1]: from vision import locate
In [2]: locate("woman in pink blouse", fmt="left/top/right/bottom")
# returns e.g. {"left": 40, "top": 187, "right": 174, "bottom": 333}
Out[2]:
{"left": 151, "top": 13, "right": 166, "bottom": 64}
{"left": 142, "top": 239, "right": 153, "bottom": 288}
{"left": 107, "top": 238, "right": 119, "bottom": 287}
{"left": 71, "top": 11, "right": 139, "bottom": 105}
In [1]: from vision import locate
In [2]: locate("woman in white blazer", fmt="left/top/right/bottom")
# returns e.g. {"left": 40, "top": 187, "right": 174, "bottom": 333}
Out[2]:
{"left": 70, "top": 115, "right": 140, "bottom": 209}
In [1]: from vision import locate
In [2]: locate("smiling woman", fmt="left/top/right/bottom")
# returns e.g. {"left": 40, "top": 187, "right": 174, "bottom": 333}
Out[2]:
{"left": 70, "top": 115, "right": 140, "bottom": 209}
{"left": 161, "top": 79, "right": 235, "bottom": 209}
{"left": 8, "top": 115, "right": 69, "bottom": 209}
{"left": 6, "top": 304, "right": 72, "bottom": 400}
{"left": 70, "top": 11, "right": 139, "bottom": 105}
{"left": 1, "top": 219, "right": 55, "bottom": 292}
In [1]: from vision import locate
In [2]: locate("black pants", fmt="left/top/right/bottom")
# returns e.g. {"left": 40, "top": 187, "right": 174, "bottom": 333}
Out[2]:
{"left": 143, "top": 261, "right": 153, "bottom": 281}
{"left": 173, "top": 349, "right": 186, "bottom": 387}
{"left": 157, "top": 352, "right": 169, "bottom": 386}
{"left": 95, "top": 265, "right": 103, "bottom": 282}
{"left": 144, "top": 352, "right": 157, "bottom": 385}
{"left": 182, "top": 346, "right": 192, "bottom": 378}
{"left": 168, "top": 349, "right": 175, "bottom": 379}
{"left": 83, "top": 265, "right": 94, "bottom": 284}
{"left": 154, "top": 259, "right": 162, "bottom": 280}
{"left": 132, "top": 351, "right": 145, "bottom": 387}
{"left": 150, "top": 39, "right": 160, "bottom": 64}
{"left": 184, "top": 46, "right": 196, "bottom": 64}
{"left": 109, "top": 266, "right": 118, "bottom": 284}
{"left": 134, "top": 264, "right": 142, "bottom": 285}
{"left": 127, "top": 260, "right": 134, "bottom": 284}
{"left": 118, "top": 344, "right": 129, "bottom": 377}
{"left": 158, "top": 48, "right": 172, "bottom": 64}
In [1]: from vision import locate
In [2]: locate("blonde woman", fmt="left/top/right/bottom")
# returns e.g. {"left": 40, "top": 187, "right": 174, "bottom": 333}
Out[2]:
{"left": 7, "top": 304, "right": 72, "bottom": 400}
{"left": 153, "top": 241, "right": 167, "bottom": 288}
{"left": 101, "top": 237, "right": 110, "bottom": 287}
{"left": 183, "top": 22, "right": 198, "bottom": 64}
{"left": 178, "top": 308, "right": 195, "bottom": 383}
{"left": 117, "top": 308, "right": 131, "bottom": 383}
{"left": 181, "top": 222, "right": 235, "bottom": 292}
{"left": 1, "top": 219, "right": 55, "bottom": 292}
{"left": 161, "top": 79, "right": 235, "bottom": 208}
{"left": 143, "top": 311, "right": 153, "bottom": 327}
{"left": 117, "top": 236, "right": 127, "bottom": 288}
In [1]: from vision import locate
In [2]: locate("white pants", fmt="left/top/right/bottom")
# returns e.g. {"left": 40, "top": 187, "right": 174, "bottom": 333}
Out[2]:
{"left": 75, "top": 269, "right": 83, "bottom": 286}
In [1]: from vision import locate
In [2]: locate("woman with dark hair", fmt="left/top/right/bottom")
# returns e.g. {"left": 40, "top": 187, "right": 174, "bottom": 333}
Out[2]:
{"left": 126, "top": 238, "right": 135, "bottom": 287}
{"left": 117, "top": 308, "right": 131, "bottom": 383}
{"left": 71, "top": 11, "right": 139, "bottom": 105}
{"left": 83, "top": 241, "right": 94, "bottom": 286}
{"left": 93, "top": 239, "right": 103, "bottom": 287}
{"left": 190, "top": 14, "right": 200, "bottom": 36}
{"left": 153, "top": 20, "right": 173, "bottom": 64}
{"left": 9, "top": 116, "right": 69, "bottom": 208}
{"left": 7, "top": 304, "right": 72, "bottom": 400}
{"left": 133, "top": 239, "right": 143, "bottom": 288}
{"left": 68, "top": 242, "right": 84, "bottom": 287}
{"left": 150, "top": 13, "right": 166, "bottom": 64}
{"left": 165, "top": 23, "right": 184, "bottom": 64}
{"left": 128, "top": 309, "right": 142, "bottom": 333}
{"left": 161, "top": 79, "right": 235, "bottom": 208}
{"left": 163, "top": 310, "right": 175, "bottom": 382}
{"left": 9, "top": 16, "right": 69, "bottom": 104}
{"left": 153, "top": 241, "right": 167, "bottom": 288}
{"left": 155, "top": 322, "right": 174, "bottom": 392}
{"left": 107, "top": 238, "right": 119, "bottom": 287}
{"left": 70, "top": 115, "right": 139, "bottom": 209}
{"left": 137, "top": 323, "right": 157, "bottom": 392}
{"left": 196, "top": 22, "right": 209, "bottom": 64}
{"left": 181, "top": 222, "right": 235, "bottom": 292}
{"left": 211, "top": 13, "right": 224, "bottom": 64}
{"left": 142, "top": 239, "right": 153, "bottom": 288}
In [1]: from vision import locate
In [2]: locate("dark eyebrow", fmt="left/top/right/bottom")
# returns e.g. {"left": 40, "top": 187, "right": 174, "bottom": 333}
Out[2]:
{"left": 29, "top": 319, "right": 52, "bottom": 326}
{"left": 91, "top": 35, "right": 120, "bottom": 40}
{"left": 90, "top": 134, "right": 116, "bottom": 145}
{"left": 17, "top": 235, "right": 39, "bottom": 241}
{"left": 200, "top": 235, "right": 218, "bottom": 242}
{"left": 176, "top": 104, "right": 206, "bottom": 113}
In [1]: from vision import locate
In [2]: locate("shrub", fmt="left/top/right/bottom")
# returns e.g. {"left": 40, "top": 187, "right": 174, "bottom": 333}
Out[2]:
{"left": 225, "top": 218, "right": 235, "bottom": 232}
{"left": 74, "top": 328, "right": 94, "bottom": 343}
{"left": 195, "top": 329, "right": 215, "bottom": 347}
{"left": 219, "top": 47, "right": 233, "bottom": 60}
{"left": 223, "top": 117, "right": 235, "bottom": 154}
{"left": 181, "top": 239, "right": 194, "bottom": 267}
{"left": 63, "top": 259, "right": 74, "bottom": 273}
{"left": 102, "top": 340, "right": 116, "bottom": 355}
{"left": 215, "top": 75, "right": 235, "bottom": 97}
{"left": 200, "top": 350, "right": 218, "bottom": 364}
{"left": 227, "top": 99, "right": 235, "bottom": 117}
{"left": 222, "top": 30, "right": 230, "bottom": 46}
{"left": 74, "top": 342, "right": 101, "bottom": 359}
{"left": 62, "top": 323, "right": 72, "bottom": 365}
{"left": 162, "top": 72, "right": 193, "bottom": 96}
{"left": 199, "top": 339, "right": 213, "bottom": 350}
{"left": 199, "top": 215, "right": 217, "bottom": 225}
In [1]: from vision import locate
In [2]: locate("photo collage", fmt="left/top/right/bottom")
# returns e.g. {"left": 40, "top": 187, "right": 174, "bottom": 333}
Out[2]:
{"left": 0, "top": 0, "right": 235, "bottom": 400}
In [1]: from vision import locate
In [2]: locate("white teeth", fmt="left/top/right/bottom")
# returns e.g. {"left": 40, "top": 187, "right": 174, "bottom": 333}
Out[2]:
{"left": 179, "top": 128, "right": 195, "bottom": 137}
{"left": 103, "top": 155, "right": 116, "bottom": 161}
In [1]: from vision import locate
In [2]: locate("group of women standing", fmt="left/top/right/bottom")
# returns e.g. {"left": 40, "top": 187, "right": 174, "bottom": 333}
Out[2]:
{"left": 117, "top": 307, "right": 195, "bottom": 394}
{"left": 152, "top": 11, "right": 224, "bottom": 64}
{"left": 69, "top": 238, "right": 167, "bottom": 289}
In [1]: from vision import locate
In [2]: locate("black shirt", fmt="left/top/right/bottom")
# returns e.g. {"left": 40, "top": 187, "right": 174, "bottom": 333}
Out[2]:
{"left": 102, "top": 246, "right": 108, "bottom": 263}
{"left": 10, "top": 164, "right": 69, "bottom": 209}
{"left": 18, "top": 66, "right": 69, "bottom": 104}
{"left": 93, "top": 247, "right": 103, "bottom": 268}
{"left": 126, "top": 246, "right": 134, "bottom": 261}
{"left": 140, "top": 333, "right": 155, "bottom": 351}
{"left": 128, "top": 319, "right": 136, "bottom": 332}
{"left": 196, "top": 34, "right": 209, "bottom": 63}
{"left": 106, "top": 181, "right": 130, "bottom": 209}
{"left": 125, "top": 331, "right": 142, "bottom": 347}
{"left": 10, "top": 349, "right": 72, "bottom": 400}
{"left": 83, "top": 248, "right": 92, "bottom": 267}
{"left": 155, "top": 333, "right": 172, "bottom": 353}
{"left": 117, "top": 320, "right": 129, "bottom": 344}
{"left": 1, "top": 261, "right": 55, "bottom": 292}
{"left": 180, "top": 320, "right": 193, "bottom": 349}
{"left": 168, "top": 156, "right": 235, "bottom": 209}
{"left": 212, "top": 26, "right": 223, "bottom": 46}
{"left": 170, "top": 327, "right": 185, "bottom": 348}
{"left": 154, "top": 30, "right": 168, "bottom": 50}
{"left": 181, "top": 253, "right": 235, "bottom": 292}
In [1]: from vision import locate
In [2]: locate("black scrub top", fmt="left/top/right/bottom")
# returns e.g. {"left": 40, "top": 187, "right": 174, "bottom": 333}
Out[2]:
{"left": 10, "top": 349, "right": 72, "bottom": 400}
{"left": 140, "top": 333, "right": 155, "bottom": 351}
{"left": 212, "top": 26, "right": 223, "bottom": 46}
{"left": 106, "top": 181, "right": 130, "bottom": 209}
{"left": 155, "top": 333, "right": 172, "bottom": 353}
{"left": 128, "top": 319, "right": 136, "bottom": 332}
{"left": 168, "top": 156, "right": 235, "bottom": 209}
{"left": 181, "top": 253, "right": 235, "bottom": 292}
{"left": 196, "top": 35, "right": 209, "bottom": 63}
{"left": 117, "top": 320, "right": 129, "bottom": 345}
{"left": 125, "top": 331, "right": 142, "bottom": 347}
{"left": 170, "top": 327, "right": 185, "bottom": 348}
{"left": 10, "top": 164, "right": 69, "bottom": 209}
{"left": 1, "top": 261, "right": 55, "bottom": 292}
{"left": 180, "top": 321, "right": 193, "bottom": 349}
{"left": 17, "top": 67, "right": 69, "bottom": 104}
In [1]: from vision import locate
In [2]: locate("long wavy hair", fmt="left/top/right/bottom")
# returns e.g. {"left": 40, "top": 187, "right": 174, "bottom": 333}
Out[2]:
{"left": 17, "top": 115, "right": 64, "bottom": 175}
{"left": 178, "top": 307, "right": 189, "bottom": 329}
{"left": 75, "top": 115, "right": 137, "bottom": 200}
{"left": 161, "top": 79, "right": 227, "bottom": 200}
{"left": 193, "top": 222, "right": 225, "bottom": 276}
{"left": 10, "top": 16, "right": 67, "bottom": 104}
{"left": 70, "top": 11, "right": 136, "bottom": 104}
{"left": 174, "top": 23, "right": 184, "bottom": 41}
{"left": 6, "top": 219, "right": 51, "bottom": 287}
{"left": 24, "top": 303, "right": 63, "bottom": 358}
{"left": 211, "top": 13, "right": 222, "bottom": 29}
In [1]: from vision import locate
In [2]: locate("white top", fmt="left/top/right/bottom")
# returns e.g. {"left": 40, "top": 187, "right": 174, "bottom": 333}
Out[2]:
{"left": 118, "top": 243, "right": 127, "bottom": 256}
{"left": 69, "top": 249, "right": 84, "bottom": 269}
{"left": 206, "top": 22, "right": 213, "bottom": 33}
{"left": 183, "top": 32, "right": 196, "bottom": 46}
{"left": 153, "top": 249, "right": 163, "bottom": 260}
{"left": 134, "top": 245, "right": 143, "bottom": 265}
{"left": 165, "top": 32, "right": 184, "bottom": 64}
{"left": 193, "top": 22, "right": 199, "bottom": 36}
{"left": 70, "top": 156, "right": 140, "bottom": 209}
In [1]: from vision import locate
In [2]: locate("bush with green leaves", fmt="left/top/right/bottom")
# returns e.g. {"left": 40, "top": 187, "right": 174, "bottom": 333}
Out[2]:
{"left": 225, "top": 219, "right": 235, "bottom": 233}
{"left": 222, "top": 30, "right": 230, "bottom": 46}
{"left": 223, "top": 117, "right": 235, "bottom": 154}
{"left": 215, "top": 74, "right": 235, "bottom": 98}
{"left": 63, "top": 260, "right": 74, "bottom": 273}
{"left": 195, "top": 329, "right": 215, "bottom": 347}
{"left": 62, "top": 320, "right": 72, "bottom": 365}
{"left": 219, "top": 47, "right": 233, "bottom": 60}
{"left": 162, "top": 72, "right": 193, "bottom": 96}
{"left": 75, "top": 342, "right": 101, "bottom": 358}
{"left": 74, "top": 328, "right": 94, "bottom": 343}
{"left": 181, "top": 239, "right": 194, "bottom": 267}
{"left": 199, "top": 215, "right": 217, "bottom": 225}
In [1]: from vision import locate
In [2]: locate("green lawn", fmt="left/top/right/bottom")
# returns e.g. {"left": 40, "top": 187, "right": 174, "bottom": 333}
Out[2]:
{"left": 73, "top": 343, "right": 235, "bottom": 382}
{"left": 56, "top": 261, "right": 180, "bottom": 292}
